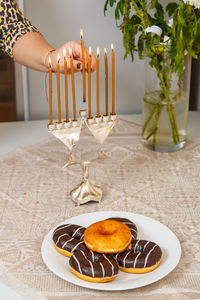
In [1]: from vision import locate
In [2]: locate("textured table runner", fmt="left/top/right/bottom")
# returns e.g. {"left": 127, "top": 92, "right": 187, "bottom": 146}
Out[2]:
{"left": 0, "top": 116, "right": 200, "bottom": 300}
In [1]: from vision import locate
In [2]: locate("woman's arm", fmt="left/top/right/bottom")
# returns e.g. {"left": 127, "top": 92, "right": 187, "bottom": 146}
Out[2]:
{"left": 0, "top": 0, "right": 96, "bottom": 73}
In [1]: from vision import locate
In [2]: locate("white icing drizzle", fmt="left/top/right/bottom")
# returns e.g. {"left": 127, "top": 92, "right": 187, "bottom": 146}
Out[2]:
{"left": 115, "top": 253, "right": 119, "bottom": 260}
{"left": 130, "top": 228, "right": 137, "bottom": 233}
{"left": 103, "top": 254, "right": 114, "bottom": 276}
{"left": 73, "top": 254, "right": 82, "bottom": 274}
{"left": 72, "top": 226, "right": 83, "bottom": 237}
{"left": 123, "top": 251, "right": 131, "bottom": 268}
{"left": 99, "top": 262, "right": 105, "bottom": 277}
{"left": 56, "top": 233, "right": 67, "bottom": 245}
{"left": 90, "top": 249, "right": 95, "bottom": 262}
{"left": 71, "top": 241, "right": 84, "bottom": 252}
{"left": 80, "top": 234, "right": 84, "bottom": 240}
{"left": 62, "top": 237, "right": 74, "bottom": 249}
{"left": 143, "top": 241, "right": 150, "bottom": 251}
{"left": 133, "top": 240, "right": 140, "bottom": 251}
{"left": 80, "top": 251, "right": 95, "bottom": 278}
{"left": 54, "top": 224, "right": 71, "bottom": 234}
{"left": 88, "top": 260, "right": 95, "bottom": 277}
{"left": 144, "top": 244, "right": 157, "bottom": 268}
{"left": 124, "top": 222, "right": 134, "bottom": 226}
{"left": 133, "top": 252, "right": 141, "bottom": 268}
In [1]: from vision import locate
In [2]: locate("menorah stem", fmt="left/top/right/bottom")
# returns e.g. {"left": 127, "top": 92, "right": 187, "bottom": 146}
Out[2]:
{"left": 81, "top": 161, "right": 90, "bottom": 180}
{"left": 70, "top": 160, "right": 102, "bottom": 205}
{"left": 98, "top": 146, "right": 108, "bottom": 159}
{"left": 62, "top": 149, "right": 75, "bottom": 168}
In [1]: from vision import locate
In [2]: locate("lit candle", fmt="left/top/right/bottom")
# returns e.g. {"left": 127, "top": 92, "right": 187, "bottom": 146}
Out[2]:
{"left": 96, "top": 48, "right": 100, "bottom": 117}
{"left": 48, "top": 57, "right": 53, "bottom": 124}
{"left": 80, "top": 29, "right": 86, "bottom": 102}
{"left": 63, "top": 48, "right": 69, "bottom": 122}
{"left": 56, "top": 53, "right": 62, "bottom": 123}
{"left": 111, "top": 43, "right": 115, "bottom": 115}
{"left": 104, "top": 48, "right": 108, "bottom": 116}
{"left": 69, "top": 48, "right": 77, "bottom": 121}
{"left": 88, "top": 46, "right": 92, "bottom": 119}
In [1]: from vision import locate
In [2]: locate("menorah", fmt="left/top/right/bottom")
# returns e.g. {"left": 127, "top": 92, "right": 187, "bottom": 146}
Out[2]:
{"left": 47, "top": 32, "right": 116, "bottom": 205}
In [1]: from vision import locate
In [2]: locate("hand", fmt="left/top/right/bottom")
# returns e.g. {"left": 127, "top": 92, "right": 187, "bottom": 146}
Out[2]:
{"left": 45, "top": 41, "right": 96, "bottom": 74}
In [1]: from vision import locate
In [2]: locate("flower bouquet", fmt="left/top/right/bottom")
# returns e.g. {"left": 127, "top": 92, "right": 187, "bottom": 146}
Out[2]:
{"left": 104, "top": 0, "right": 200, "bottom": 151}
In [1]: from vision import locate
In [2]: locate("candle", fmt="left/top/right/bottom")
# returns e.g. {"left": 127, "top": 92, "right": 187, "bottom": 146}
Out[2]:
{"left": 96, "top": 48, "right": 100, "bottom": 117}
{"left": 48, "top": 57, "right": 53, "bottom": 124}
{"left": 80, "top": 29, "right": 86, "bottom": 102}
{"left": 104, "top": 48, "right": 108, "bottom": 116}
{"left": 69, "top": 48, "right": 77, "bottom": 121}
{"left": 56, "top": 53, "right": 62, "bottom": 123}
{"left": 63, "top": 48, "right": 69, "bottom": 122}
{"left": 88, "top": 46, "right": 92, "bottom": 119}
{"left": 111, "top": 43, "right": 115, "bottom": 115}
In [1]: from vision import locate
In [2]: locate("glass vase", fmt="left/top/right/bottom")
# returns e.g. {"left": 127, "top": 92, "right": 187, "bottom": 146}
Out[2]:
{"left": 142, "top": 55, "right": 191, "bottom": 152}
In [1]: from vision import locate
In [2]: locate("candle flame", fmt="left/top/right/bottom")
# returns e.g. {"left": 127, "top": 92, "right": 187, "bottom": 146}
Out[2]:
{"left": 57, "top": 53, "right": 60, "bottom": 63}
{"left": 69, "top": 48, "right": 72, "bottom": 57}
{"left": 111, "top": 43, "right": 114, "bottom": 51}
{"left": 97, "top": 48, "right": 100, "bottom": 56}
{"left": 48, "top": 57, "right": 52, "bottom": 67}
{"left": 89, "top": 46, "right": 92, "bottom": 56}
{"left": 80, "top": 28, "right": 83, "bottom": 39}
{"left": 63, "top": 48, "right": 66, "bottom": 60}
{"left": 104, "top": 48, "right": 107, "bottom": 55}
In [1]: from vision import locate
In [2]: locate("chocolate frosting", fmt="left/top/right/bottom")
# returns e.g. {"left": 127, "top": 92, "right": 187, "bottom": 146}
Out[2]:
{"left": 53, "top": 224, "right": 87, "bottom": 253}
{"left": 107, "top": 217, "right": 137, "bottom": 240}
{"left": 69, "top": 249, "right": 119, "bottom": 278}
{"left": 115, "top": 240, "right": 162, "bottom": 269}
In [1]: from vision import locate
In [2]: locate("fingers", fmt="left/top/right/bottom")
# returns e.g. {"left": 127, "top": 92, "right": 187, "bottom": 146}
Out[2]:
{"left": 49, "top": 41, "right": 96, "bottom": 74}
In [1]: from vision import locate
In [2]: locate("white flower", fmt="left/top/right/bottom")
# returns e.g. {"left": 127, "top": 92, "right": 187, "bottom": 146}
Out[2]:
{"left": 167, "top": 18, "right": 173, "bottom": 28}
{"left": 145, "top": 25, "right": 162, "bottom": 36}
{"left": 183, "top": 0, "right": 200, "bottom": 8}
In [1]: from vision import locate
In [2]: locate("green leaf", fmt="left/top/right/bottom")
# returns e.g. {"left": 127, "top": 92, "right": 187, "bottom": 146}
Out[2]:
{"left": 166, "top": 2, "right": 179, "bottom": 17}
{"left": 104, "top": 0, "right": 117, "bottom": 15}
{"left": 115, "top": 0, "right": 124, "bottom": 19}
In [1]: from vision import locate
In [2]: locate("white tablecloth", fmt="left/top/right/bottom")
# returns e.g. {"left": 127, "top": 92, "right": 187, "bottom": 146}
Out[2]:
{"left": 0, "top": 114, "right": 200, "bottom": 300}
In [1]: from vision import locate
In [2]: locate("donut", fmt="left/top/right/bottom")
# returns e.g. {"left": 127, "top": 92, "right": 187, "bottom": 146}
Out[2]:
{"left": 106, "top": 217, "right": 137, "bottom": 240}
{"left": 84, "top": 219, "right": 132, "bottom": 253}
{"left": 114, "top": 239, "right": 162, "bottom": 273}
{"left": 69, "top": 249, "right": 119, "bottom": 282}
{"left": 52, "top": 224, "right": 87, "bottom": 257}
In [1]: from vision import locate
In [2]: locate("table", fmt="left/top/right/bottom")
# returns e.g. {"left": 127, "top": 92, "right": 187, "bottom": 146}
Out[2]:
{"left": 0, "top": 112, "right": 200, "bottom": 300}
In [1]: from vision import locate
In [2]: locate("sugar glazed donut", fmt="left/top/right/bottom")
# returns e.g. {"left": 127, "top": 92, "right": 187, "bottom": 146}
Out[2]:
{"left": 115, "top": 240, "right": 162, "bottom": 273}
{"left": 84, "top": 219, "right": 132, "bottom": 253}
{"left": 69, "top": 249, "right": 119, "bottom": 282}
{"left": 53, "top": 224, "right": 87, "bottom": 257}
{"left": 107, "top": 217, "right": 137, "bottom": 240}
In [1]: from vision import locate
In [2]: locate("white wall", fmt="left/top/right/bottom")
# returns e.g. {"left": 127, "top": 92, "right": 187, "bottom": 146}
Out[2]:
{"left": 25, "top": 0, "right": 145, "bottom": 120}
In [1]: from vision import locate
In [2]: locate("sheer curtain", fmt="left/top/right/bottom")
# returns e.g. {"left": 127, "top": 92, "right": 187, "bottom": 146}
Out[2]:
{"left": 190, "top": 59, "right": 200, "bottom": 111}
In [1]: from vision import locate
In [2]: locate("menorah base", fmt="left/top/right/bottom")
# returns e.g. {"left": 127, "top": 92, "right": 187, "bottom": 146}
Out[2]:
{"left": 70, "top": 179, "right": 102, "bottom": 206}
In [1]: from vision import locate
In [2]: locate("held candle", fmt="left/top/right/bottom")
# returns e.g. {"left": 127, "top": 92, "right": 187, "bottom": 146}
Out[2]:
{"left": 104, "top": 48, "right": 108, "bottom": 116}
{"left": 80, "top": 29, "right": 86, "bottom": 102}
{"left": 111, "top": 43, "right": 115, "bottom": 115}
{"left": 63, "top": 48, "right": 69, "bottom": 122}
{"left": 96, "top": 48, "right": 100, "bottom": 117}
{"left": 56, "top": 53, "right": 62, "bottom": 123}
{"left": 48, "top": 57, "right": 53, "bottom": 124}
{"left": 69, "top": 48, "right": 77, "bottom": 121}
{"left": 88, "top": 46, "right": 92, "bottom": 119}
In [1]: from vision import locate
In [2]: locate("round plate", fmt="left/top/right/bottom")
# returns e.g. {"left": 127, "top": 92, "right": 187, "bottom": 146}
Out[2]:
{"left": 41, "top": 211, "right": 181, "bottom": 291}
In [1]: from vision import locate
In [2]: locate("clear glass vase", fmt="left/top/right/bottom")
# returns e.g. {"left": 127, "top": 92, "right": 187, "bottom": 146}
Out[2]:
{"left": 142, "top": 55, "right": 191, "bottom": 152}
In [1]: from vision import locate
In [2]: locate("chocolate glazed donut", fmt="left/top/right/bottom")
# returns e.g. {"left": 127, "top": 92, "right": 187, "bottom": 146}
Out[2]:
{"left": 115, "top": 240, "right": 162, "bottom": 273}
{"left": 69, "top": 249, "right": 119, "bottom": 282}
{"left": 107, "top": 217, "right": 137, "bottom": 240}
{"left": 52, "top": 224, "right": 87, "bottom": 257}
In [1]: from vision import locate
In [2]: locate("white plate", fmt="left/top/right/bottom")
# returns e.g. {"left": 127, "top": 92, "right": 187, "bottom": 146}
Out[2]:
{"left": 41, "top": 211, "right": 181, "bottom": 291}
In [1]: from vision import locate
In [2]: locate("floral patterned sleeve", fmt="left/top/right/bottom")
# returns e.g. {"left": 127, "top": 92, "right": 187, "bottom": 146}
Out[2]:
{"left": 0, "top": 0, "right": 39, "bottom": 57}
